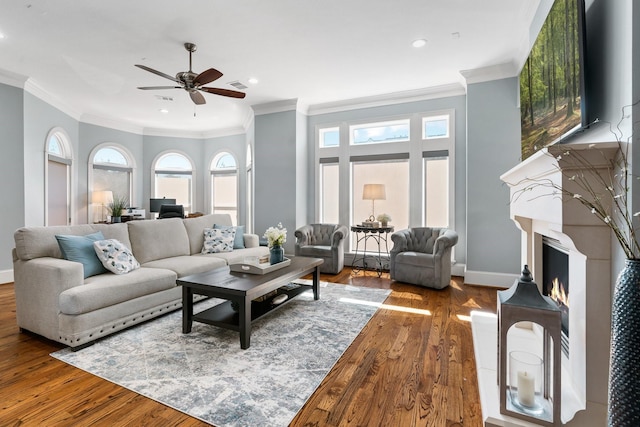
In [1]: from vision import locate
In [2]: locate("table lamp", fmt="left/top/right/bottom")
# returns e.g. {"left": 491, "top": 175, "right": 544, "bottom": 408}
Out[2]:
{"left": 362, "top": 184, "right": 386, "bottom": 221}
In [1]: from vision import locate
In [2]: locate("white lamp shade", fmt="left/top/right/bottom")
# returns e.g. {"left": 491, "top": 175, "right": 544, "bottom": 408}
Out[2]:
{"left": 93, "top": 190, "right": 113, "bottom": 205}
{"left": 362, "top": 184, "right": 386, "bottom": 200}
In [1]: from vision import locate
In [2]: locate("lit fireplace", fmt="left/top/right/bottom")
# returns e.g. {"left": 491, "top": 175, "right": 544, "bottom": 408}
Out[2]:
{"left": 543, "top": 238, "right": 569, "bottom": 356}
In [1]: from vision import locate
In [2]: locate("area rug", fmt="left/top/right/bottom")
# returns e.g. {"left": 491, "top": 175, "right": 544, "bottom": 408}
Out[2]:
{"left": 51, "top": 281, "right": 391, "bottom": 427}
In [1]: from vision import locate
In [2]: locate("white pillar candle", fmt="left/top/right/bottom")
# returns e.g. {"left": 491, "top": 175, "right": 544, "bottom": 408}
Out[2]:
{"left": 517, "top": 370, "right": 536, "bottom": 407}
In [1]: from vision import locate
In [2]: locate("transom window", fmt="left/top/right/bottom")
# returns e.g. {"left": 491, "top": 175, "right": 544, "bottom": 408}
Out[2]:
{"left": 423, "top": 115, "right": 450, "bottom": 139}
{"left": 320, "top": 127, "right": 340, "bottom": 148}
{"left": 350, "top": 119, "right": 410, "bottom": 145}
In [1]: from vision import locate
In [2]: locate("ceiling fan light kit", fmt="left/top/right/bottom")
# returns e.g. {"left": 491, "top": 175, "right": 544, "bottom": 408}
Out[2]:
{"left": 135, "top": 42, "right": 246, "bottom": 105}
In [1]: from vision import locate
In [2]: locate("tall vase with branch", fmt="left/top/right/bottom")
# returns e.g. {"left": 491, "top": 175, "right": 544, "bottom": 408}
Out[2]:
{"left": 508, "top": 102, "right": 640, "bottom": 427}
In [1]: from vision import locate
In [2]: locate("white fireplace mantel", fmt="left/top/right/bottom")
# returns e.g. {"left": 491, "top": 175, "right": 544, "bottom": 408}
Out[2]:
{"left": 471, "top": 142, "right": 617, "bottom": 426}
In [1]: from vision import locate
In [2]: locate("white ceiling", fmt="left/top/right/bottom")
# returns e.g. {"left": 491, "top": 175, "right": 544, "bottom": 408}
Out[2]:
{"left": 0, "top": 0, "right": 539, "bottom": 135}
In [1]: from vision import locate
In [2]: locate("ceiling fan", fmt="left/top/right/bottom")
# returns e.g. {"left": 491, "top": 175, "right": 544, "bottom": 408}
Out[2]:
{"left": 135, "top": 43, "right": 246, "bottom": 105}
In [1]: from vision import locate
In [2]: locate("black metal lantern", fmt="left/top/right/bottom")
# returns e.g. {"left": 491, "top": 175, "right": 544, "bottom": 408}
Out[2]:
{"left": 497, "top": 265, "right": 562, "bottom": 426}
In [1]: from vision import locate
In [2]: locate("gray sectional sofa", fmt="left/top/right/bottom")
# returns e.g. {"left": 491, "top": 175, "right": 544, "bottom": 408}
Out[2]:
{"left": 12, "top": 214, "right": 268, "bottom": 349}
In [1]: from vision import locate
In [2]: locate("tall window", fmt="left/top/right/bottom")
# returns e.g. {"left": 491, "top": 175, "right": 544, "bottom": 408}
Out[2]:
{"left": 45, "top": 129, "right": 72, "bottom": 226}
{"left": 211, "top": 151, "right": 238, "bottom": 225}
{"left": 320, "top": 160, "right": 339, "bottom": 223}
{"left": 153, "top": 152, "right": 194, "bottom": 214}
{"left": 351, "top": 158, "right": 410, "bottom": 250}
{"left": 424, "top": 153, "right": 449, "bottom": 227}
{"left": 90, "top": 145, "right": 134, "bottom": 223}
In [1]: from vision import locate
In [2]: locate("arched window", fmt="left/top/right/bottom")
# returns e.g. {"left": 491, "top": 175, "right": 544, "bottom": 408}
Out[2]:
{"left": 89, "top": 144, "right": 135, "bottom": 223}
{"left": 45, "top": 128, "right": 73, "bottom": 226}
{"left": 153, "top": 152, "right": 194, "bottom": 215}
{"left": 211, "top": 151, "right": 238, "bottom": 225}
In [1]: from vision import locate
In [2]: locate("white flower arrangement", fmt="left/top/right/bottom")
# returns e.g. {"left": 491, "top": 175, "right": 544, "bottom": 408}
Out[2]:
{"left": 264, "top": 222, "right": 287, "bottom": 247}
{"left": 377, "top": 213, "right": 392, "bottom": 222}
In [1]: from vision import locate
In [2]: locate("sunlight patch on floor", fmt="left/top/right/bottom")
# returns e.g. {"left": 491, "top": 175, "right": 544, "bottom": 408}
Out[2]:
{"left": 339, "top": 297, "right": 432, "bottom": 316}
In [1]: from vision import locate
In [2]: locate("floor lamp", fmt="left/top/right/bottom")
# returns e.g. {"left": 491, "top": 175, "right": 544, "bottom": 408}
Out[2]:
{"left": 362, "top": 184, "right": 386, "bottom": 221}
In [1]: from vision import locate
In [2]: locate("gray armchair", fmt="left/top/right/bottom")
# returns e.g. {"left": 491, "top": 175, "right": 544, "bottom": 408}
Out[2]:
{"left": 390, "top": 227, "right": 458, "bottom": 289}
{"left": 294, "top": 224, "right": 349, "bottom": 274}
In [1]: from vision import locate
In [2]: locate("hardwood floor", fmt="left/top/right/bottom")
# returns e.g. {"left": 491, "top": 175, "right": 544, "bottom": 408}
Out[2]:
{"left": 0, "top": 269, "right": 498, "bottom": 426}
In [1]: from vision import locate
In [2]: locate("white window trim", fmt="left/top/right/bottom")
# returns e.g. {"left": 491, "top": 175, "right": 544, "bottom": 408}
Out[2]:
{"left": 151, "top": 149, "right": 196, "bottom": 214}
{"left": 44, "top": 127, "right": 74, "bottom": 226}
{"left": 88, "top": 143, "right": 137, "bottom": 224}
{"left": 209, "top": 151, "right": 239, "bottom": 221}
{"left": 314, "top": 109, "right": 456, "bottom": 252}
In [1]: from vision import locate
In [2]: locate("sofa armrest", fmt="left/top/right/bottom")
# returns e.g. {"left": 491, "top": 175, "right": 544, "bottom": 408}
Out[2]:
{"left": 13, "top": 256, "right": 85, "bottom": 341}
{"left": 243, "top": 233, "right": 260, "bottom": 248}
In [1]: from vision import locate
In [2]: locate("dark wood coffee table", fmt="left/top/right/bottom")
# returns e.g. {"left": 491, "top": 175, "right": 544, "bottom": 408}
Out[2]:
{"left": 178, "top": 256, "right": 323, "bottom": 349}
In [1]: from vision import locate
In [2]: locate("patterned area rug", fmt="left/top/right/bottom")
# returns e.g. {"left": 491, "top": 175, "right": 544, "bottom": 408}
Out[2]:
{"left": 51, "top": 281, "right": 390, "bottom": 427}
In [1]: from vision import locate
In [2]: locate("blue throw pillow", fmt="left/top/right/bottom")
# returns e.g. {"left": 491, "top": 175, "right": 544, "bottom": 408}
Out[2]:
{"left": 56, "top": 231, "right": 108, "bottom": 278}
{"left": 213, "top": 224, "right": 245, "bottom": 249}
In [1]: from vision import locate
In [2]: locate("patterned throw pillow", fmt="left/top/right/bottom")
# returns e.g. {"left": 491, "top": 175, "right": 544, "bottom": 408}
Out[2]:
{"left": 213, "top": 224, "right": 245, "bottom": 249}
{"left": 93, "top": 239, "right": 140, "bottom": 274}
{"left": 202, "top": 227, "right": 236, "bottom": 254}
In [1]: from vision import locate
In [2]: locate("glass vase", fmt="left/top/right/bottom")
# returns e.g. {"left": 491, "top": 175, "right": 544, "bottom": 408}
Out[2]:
{"left": 270, "top": 245, "right": 284, "bottom": 265}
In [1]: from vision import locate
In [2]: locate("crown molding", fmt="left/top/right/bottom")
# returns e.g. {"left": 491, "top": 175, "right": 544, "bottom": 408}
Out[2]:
{"left": 306, "top": 84, "right": 466, "bottom": 116}
{"left": 24, "top": 79, "right": 83, "bottom": 120}
{"left": 80, "top": 113, "right": 144, "bottom": 135}
{"left": 251, "top": 99, "right": 300, "bottom": 116}
{"left": 0, "top": 69, "right": 28, "bottom": 88}
{"left": 459, "top": 62, "right": 519, "bottom": 86}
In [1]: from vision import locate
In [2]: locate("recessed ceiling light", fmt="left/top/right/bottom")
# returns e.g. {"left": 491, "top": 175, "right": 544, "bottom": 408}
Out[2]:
{"left": 159, "top": 108, "right": 169, "bottom": 114}
{"left": 412, "top": 39, "right": 427, "bottom": 48}
{"left": 248, "top": 78, "right": 258, "bottom": 85}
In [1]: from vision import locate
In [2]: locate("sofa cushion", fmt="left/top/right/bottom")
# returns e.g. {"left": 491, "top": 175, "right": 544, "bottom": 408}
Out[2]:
{"left": 90, "top": 223, "right": 132, "bottom": 249}
{"left": 142, "top": 255, "right": 227, "bottom": 278}
{"left": 59, "top": 267, "right": 177, "bottom": 315}
{"left": 94, "top": 239, "right": 141, "bottom": 274}
{"left": 214, "top": 224, "right": 245, "bottom": 249}
{"left": 55, "top": 232, "right": 108, "bottom": 278}
{"left": 15, "top": 224, "right": 96, "bottom": 261}
{"left": 202, "top": 228, "right": 235, "bottom": 254}
{"left": 128, "top": 218, "right": 190, "bottom": 264}
{"left": 183, "top": 213, "right": 234, "bottom": 255}
{"left": 194, "top": 246, "right": 270, "bottom": 264}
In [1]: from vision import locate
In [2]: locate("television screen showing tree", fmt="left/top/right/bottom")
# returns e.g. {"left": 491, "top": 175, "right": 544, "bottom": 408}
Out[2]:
{"left": 520, "top": 0, "right": 586, "bottom": 160}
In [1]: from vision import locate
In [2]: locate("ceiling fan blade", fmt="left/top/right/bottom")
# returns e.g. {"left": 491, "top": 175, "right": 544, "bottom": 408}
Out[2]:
{"left": 200, "top": 87, "right": 246, "bottom": 99}
{"left": 135, "top": 64, "right": 181, "bottom": 83}
{"left": 194, "top": 68, "right": 223, "bottom": 86}
{"left": 189, "top": 90, "right": 206, "bottom": 105}
{"left": 137, "top": 86, "right": 182, "bottom": 90}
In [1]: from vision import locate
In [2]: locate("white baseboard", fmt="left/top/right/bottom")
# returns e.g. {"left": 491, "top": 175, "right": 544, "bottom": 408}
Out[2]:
{"left": 464, "top": 269, "right": 516, "bottom": 288}
{"left": 0, "top": 269, "right": 14, "bottom": 284}
{"left": 452, "top": 263, "right": 466, "bottom": 277}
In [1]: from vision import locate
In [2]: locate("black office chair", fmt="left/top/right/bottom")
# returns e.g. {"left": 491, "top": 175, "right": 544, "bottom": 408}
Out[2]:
{"left": 158, "top": 204, "right": 184, "bottom": 219}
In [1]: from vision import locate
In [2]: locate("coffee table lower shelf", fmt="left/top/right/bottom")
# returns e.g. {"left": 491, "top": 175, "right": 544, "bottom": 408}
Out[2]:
{"left": 193, "top": 284, "right": 311, "bottom": 331}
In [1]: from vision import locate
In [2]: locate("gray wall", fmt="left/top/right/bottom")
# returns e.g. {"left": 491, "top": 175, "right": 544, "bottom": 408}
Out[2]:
{"left": 466, "top": 77, "right": 522, "bottom": 277}
{"left": 254, "top": 110, "right": 300, "bottom": 253}
{"left": 1, "top": 84, "right": 25, "bottom": 271}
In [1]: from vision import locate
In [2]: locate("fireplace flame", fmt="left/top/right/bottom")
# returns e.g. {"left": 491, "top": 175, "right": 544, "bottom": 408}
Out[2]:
{"left": 550, "top": 278, "right": 569, "bottom": 307}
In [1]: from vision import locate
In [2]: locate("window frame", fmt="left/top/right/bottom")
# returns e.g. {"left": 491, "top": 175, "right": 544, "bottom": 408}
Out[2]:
{"left": 44, "top": 127, "right": 73, "bottom": 226}
{"left": 210, "top": 151, "right": 239, "bottom": 224}
{"left": 88, "top": 143, "right": 136, "bottom": 224}
{"left": 151, "top": 150, "right": 195, "bottom": 215}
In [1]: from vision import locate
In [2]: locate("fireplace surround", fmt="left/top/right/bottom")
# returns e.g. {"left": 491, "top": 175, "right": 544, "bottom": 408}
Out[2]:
{"left": 471, "top": 142, "right": 618, "bottom": 426}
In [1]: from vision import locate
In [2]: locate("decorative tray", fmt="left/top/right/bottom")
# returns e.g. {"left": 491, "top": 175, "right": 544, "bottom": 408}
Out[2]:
{"left": 229, "top": 257, "right": 291, "bottom": 275}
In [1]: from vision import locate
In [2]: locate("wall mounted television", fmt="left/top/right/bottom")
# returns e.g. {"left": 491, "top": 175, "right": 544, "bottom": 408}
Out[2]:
{"left": 520, "top": 0, "right": 588, "bottom": 160}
